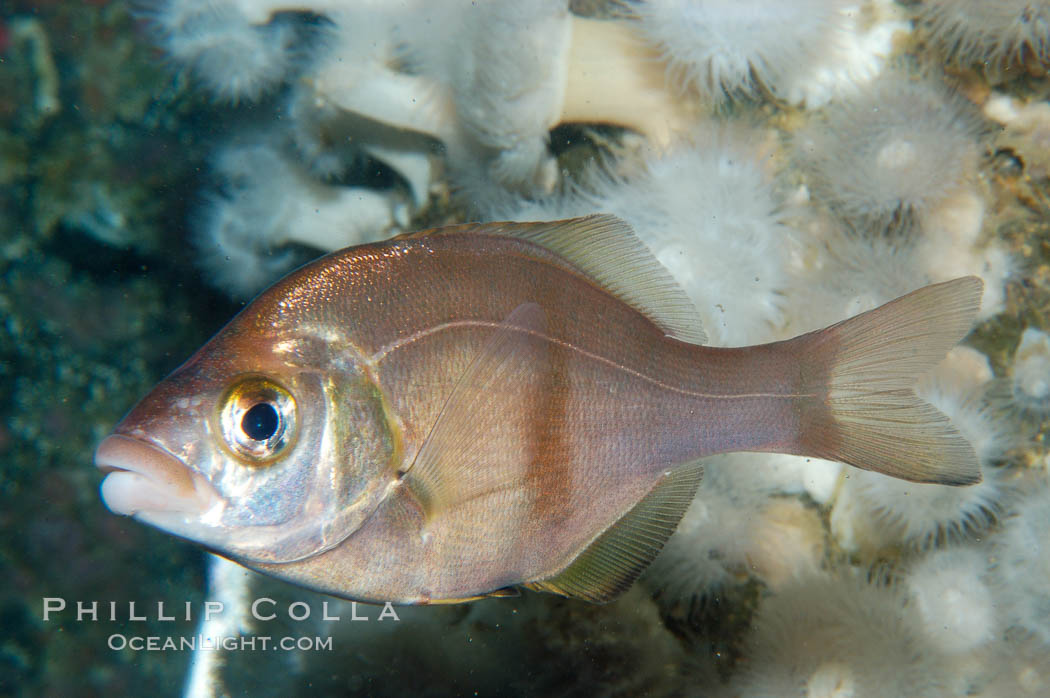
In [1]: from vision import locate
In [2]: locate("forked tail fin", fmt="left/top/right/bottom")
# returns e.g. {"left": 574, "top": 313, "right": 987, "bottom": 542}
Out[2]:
{"left": 796, "top": 277, "right": 984, "bottom": 485}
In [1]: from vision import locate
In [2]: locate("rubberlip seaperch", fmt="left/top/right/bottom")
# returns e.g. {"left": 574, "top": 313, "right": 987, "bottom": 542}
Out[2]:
{"left": 95, "top": 215, "right": 982, "bottom": 604}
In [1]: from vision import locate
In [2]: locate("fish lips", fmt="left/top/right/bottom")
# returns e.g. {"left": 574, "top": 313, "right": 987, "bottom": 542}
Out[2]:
{"left": 95, "top": 434, "right": 220, "bottom": 518}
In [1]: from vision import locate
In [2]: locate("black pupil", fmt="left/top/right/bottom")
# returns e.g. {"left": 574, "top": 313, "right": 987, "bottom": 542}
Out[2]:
{"left": 242, "top": 402, "right": 279, "bottom": 441}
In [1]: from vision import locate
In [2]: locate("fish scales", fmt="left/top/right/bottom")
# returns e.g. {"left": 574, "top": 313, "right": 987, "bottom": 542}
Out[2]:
{"left": 247, "top": 233, "right": 805, "bottom": 597}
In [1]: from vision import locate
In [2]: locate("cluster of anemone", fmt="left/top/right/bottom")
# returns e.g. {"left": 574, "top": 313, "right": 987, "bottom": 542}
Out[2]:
{"left": 903, "top": 546, "right": 998, "bottom": 656}
{"left": 152, "top": 0, "right": 306, "bottom": 101}
{"left": 196, "top": 136, "right": 410, "bottom": 297}
{"left": 728, "top": 573, "right": 950, "bottom": 696}
{"left": 991, "top": 488, "right": 1050, "bottom": 645}
{"left": 796, "top": 73, "right": 982, "bottom": 230}
{"left": 631, "top": 0, "right": 909, "bottom": 106}
{"left": 919, "top": 0, "right": 1050, "bottom": 77}
{"left": 630, "top": 0, "right": 854, "bottom": 101}
{"left": 831, "top": 347, "right": 1016, "bottom": 552}
{"left": 156, "top": 0, "right": 724, "bottom": 292}
{"left": 1009, "top": 328, "right": 1050, "bottom": 416}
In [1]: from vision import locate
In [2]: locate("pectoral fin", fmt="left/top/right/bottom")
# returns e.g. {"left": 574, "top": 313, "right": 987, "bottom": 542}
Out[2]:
{"left": 524, "top": 462, "right": 704, "bottom": 603}
{"left": 402, "top": 303, "right": 551, "bottom": 517}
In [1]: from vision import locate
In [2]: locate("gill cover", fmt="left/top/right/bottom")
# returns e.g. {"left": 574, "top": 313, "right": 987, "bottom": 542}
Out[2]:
{"left": 204, "top": 355, "right": 402, "bottom": 565}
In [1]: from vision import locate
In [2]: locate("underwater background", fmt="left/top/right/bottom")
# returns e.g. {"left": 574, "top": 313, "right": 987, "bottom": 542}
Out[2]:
{"left": 2, "top": 1, "right": 1050, "bottom": 696}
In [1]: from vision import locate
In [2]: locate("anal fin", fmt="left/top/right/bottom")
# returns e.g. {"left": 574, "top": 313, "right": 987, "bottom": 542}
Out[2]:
{"left": 524, "top": 462, "right": 703, "bottom": 603}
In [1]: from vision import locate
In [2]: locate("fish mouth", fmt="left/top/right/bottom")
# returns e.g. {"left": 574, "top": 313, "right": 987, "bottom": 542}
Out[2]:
{"left": 95, "top": 435, "right": 220, "bottom": 516}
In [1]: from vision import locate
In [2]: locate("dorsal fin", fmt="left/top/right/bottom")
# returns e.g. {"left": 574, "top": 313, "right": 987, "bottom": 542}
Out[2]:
{"left": 524, "top": 462, "right": 704, "bottom": 603}
{"left": 396, "top": 215, "right": 707, "bottom": 345}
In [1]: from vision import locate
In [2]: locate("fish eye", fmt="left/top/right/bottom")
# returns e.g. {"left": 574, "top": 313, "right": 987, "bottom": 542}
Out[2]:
{"left": 218, "top": 377, "right": 297, "bottom": 464}
{"left": 242, "top": 402, "right": 279, "bottom": 441}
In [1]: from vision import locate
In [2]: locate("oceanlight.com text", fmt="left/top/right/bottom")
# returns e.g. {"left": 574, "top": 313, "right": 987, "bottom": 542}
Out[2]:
{"left": 108, "top": 634, "right": 334, "bottom": 652}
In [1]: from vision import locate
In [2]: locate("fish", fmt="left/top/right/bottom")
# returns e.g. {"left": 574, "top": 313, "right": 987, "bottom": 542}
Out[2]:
{"left": 94, "top": 215, "right": 983, "bottom": 604}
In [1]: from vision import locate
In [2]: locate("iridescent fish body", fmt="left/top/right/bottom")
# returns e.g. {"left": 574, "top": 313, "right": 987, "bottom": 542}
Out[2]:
{"left": 95, "top": 216, "right": 982, "bottom": 603}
